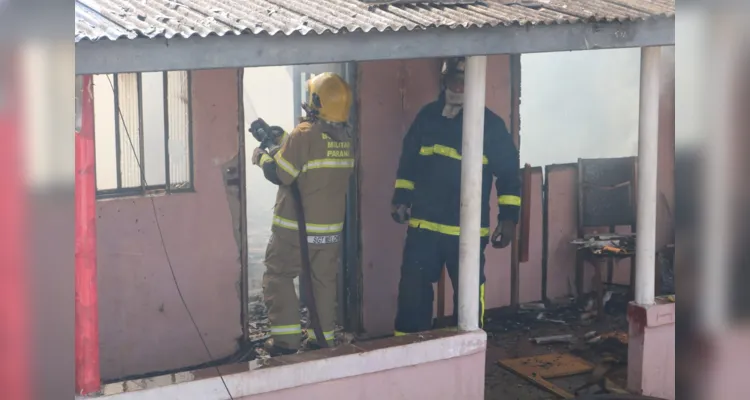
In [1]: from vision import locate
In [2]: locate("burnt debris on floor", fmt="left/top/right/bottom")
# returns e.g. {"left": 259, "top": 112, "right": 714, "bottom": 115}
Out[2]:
{"left": 484, "top": 286, "right": 630, "bottom": 336}
{"left": 484, "top": 290, "right": 631, "bottom": 400}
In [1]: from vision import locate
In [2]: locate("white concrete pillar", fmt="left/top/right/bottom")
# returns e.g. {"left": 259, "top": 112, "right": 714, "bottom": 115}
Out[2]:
{"left": 458, "top": 55, "right": 487, "bottom": 331}
{"left": 635, "top": 46, "right": 662, "bottom": 305}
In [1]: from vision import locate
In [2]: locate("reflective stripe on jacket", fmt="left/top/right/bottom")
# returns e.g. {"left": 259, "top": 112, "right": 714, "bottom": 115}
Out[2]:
{"left": 391, "top": 97, "right": 521, "bottom": 232}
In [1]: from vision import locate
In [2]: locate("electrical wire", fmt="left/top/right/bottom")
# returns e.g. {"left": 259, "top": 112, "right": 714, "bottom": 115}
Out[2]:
{"left": 106, "top": 75, "right": 235, "bottom": 399}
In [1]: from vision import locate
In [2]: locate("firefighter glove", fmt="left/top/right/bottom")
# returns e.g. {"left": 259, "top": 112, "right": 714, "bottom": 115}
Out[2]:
{"left": 391, "top": 204, "right": 410, "bottom": 224}
{"left": 491, "top": 220, "right": 516, "bottom": 249}
{"left": 251, "top": 147, "right": 266, "bottom": 166}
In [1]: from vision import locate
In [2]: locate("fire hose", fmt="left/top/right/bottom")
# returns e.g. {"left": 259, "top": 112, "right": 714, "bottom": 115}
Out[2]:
{"left": 289, "top": 183, "right": 328, "bottom": 349}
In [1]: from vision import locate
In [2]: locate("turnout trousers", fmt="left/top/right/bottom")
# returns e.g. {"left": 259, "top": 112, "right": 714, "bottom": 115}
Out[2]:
{"left": 263, "top": 233, "right": 340, "bottom": 350}
{"left": 394, "top": 227, "right": 488, "bottom": 335}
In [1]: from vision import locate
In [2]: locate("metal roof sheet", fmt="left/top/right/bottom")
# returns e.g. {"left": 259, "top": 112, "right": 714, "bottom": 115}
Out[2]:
{"left": 75, "top": 0, "right": 675, "bottom": 42}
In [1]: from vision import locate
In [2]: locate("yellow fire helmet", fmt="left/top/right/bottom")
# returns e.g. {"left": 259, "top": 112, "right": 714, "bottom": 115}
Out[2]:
{"left": 306, "top": 72, "right": 353, "bottom": 124}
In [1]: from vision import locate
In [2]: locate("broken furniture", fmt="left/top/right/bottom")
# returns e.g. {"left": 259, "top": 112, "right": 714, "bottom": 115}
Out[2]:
{"left": 574, "top": 157, "right": 638, "bottom": 320}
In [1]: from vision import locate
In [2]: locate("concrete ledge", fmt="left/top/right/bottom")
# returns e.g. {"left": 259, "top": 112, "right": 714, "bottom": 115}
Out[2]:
{"left": 627, "top": 300, "right": 676, "bottom": 399}
{"left": 86, "top": 329, "right": 487, "bottom": 400}
{"left": 628, "top": 298, "right": 676, "bottom": 329}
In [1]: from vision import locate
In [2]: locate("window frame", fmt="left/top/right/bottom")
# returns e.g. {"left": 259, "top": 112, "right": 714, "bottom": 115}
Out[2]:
{"left": 95, "top": 71, "right": 195, "bottom": 199}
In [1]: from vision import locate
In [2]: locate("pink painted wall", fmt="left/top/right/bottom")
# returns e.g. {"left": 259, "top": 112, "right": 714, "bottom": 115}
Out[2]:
{"left": 358, "top": 58, "right": 441, "bottom": 336}
{"left": 239, "top": 351, "right": 486, "bottom": 400}
{"left": 544, "top": 164, "right": 578, "bottom": 299}
{"left": 358, "top": 56, "right": 512, "bottom": 336}
{"left": 519, "top": 168, "right": 544, "bottom": 304}
{"left": 96, "top": 69, "right": 242, "bottom": 380}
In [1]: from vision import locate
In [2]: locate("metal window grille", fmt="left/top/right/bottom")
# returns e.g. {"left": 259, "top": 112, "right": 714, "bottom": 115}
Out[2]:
{"left": 93, "top": 71, "right": 194, "bottom": 198}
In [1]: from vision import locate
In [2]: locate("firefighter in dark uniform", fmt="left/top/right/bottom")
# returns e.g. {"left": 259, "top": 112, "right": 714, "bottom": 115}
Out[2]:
{"left": 391, "top": 57, "right": 521, "bottom": 335}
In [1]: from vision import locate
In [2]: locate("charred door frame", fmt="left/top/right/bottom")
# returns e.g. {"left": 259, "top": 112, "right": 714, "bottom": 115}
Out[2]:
{"left": 237, "top": 68, "right": 250, "bottom": 340}
{"left": 342, "top": 61, "right": 364, "bottom": 333}
{"left": 509, "top": 54, "right": 522, "bottom": 307}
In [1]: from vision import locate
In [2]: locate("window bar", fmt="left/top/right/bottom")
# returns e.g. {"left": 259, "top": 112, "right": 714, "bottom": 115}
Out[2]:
{"left": 113, "top": 73, "right": 122, "bottom": 190}
{"left": 292, "top": 67, "right": 302, "bottom": 124}
{"left": 302, "top": 72, "right": 309, "bottom": 104}
{"left": 137, "top": 73, "right": 146, "bottom": 194}
{"left": 186, "top": 71, "right": 194, "bottom": 190}
{"left": 163, "top": 71, "right": 171, "bottom": 193}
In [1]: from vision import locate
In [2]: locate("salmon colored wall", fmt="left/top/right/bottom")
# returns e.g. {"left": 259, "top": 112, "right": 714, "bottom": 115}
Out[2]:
{"left": 544, "top": 164, "right": 579, "bottom": 299}
{"left": 519, "top": 169, "right": 544, "bottom": 304}
{"left": 96, "top": 69, "right": 242, "bottom": 380}
{"left": 358, "top": 56, "right": 512, "bottom": 336}
{"left": 358, "top": 58, "right": 442, "bottom": 337}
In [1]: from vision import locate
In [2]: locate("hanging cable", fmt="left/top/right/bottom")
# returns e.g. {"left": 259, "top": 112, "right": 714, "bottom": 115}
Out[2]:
{"left": 106, "top": 75, "right": 235, "bottom": 399}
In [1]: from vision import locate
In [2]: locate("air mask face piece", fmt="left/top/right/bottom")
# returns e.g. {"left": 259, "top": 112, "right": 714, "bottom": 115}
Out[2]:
{"left": 442, "top": 87, "right": 464, "bottom": 119}
{"left": 445, "top": 88, "right": 464, "bottom": 105}
{"left": 442, "top": 70, "right": 465, "bottom": 118}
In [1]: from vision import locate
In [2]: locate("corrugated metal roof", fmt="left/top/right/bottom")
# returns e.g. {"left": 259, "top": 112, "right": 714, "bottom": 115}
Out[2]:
{"left": 75, "top": 0, "right": 675, "bottom": 42}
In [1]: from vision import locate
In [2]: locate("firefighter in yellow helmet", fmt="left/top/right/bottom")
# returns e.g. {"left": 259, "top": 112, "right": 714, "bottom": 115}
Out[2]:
{"left": 251, "top": 72, "right": 354, "bottom": 355}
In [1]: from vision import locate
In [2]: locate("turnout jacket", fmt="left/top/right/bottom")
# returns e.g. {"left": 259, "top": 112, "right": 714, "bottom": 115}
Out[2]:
{"left": 391, "top": 97, "right": 521, "bottom": 237}
{"left": 259, "top": 121, "right": 354, "bottom": 246}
